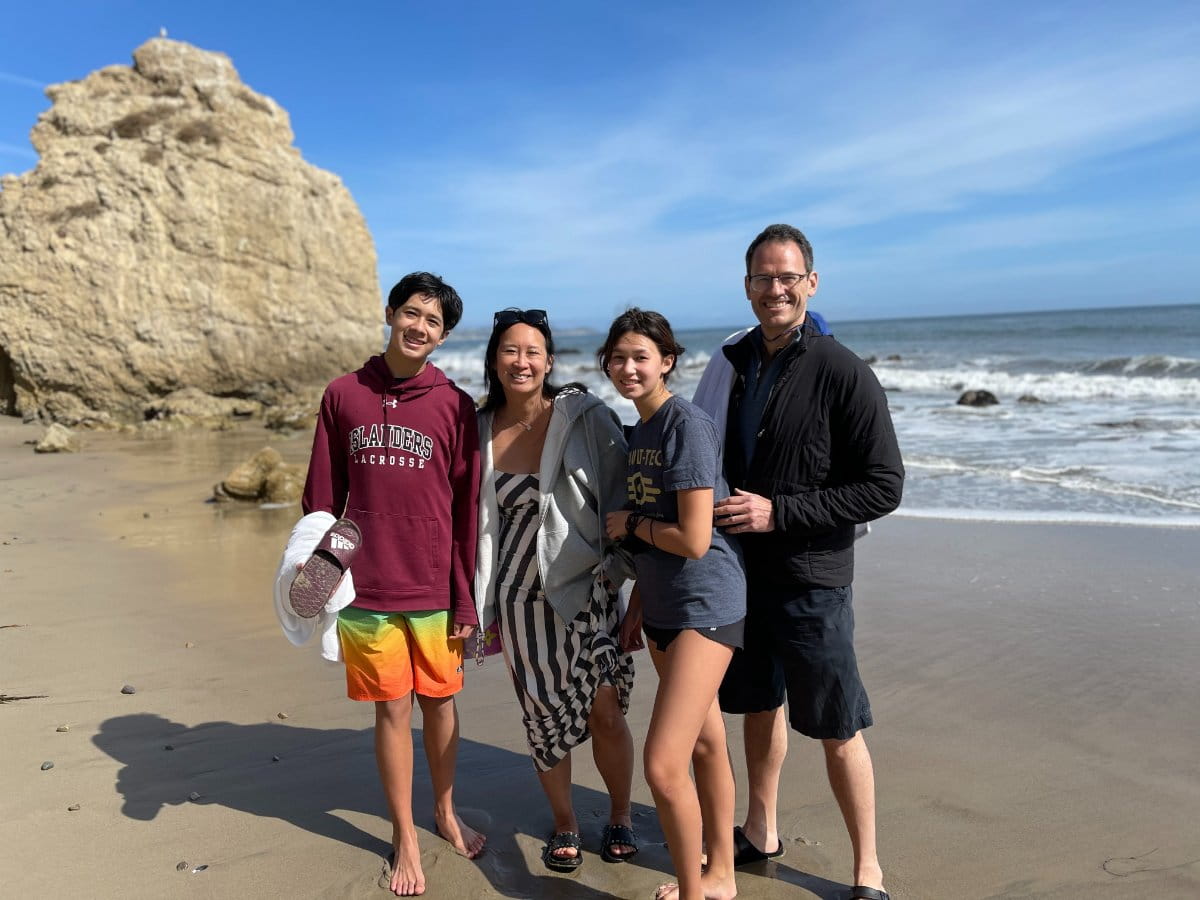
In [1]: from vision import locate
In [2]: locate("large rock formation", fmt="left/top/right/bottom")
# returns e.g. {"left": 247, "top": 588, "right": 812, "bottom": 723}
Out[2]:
{"left": 0, "top": 39, "right": 380, "bottom": 425}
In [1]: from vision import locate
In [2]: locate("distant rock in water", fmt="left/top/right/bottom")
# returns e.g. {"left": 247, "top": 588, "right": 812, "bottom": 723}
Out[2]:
{"left": 1017, "top": 394, "right": 1043, "bottom": 404}
{"left": 0, "top": 39, "right": 379, "bottom": 426}
{"left": 957, "top": 389, "right": 999, "bottom": 407}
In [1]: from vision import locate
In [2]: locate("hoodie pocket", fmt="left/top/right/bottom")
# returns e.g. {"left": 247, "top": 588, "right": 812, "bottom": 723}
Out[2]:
{"left": 346, "top": 508, "right": 441, "bottom": 594}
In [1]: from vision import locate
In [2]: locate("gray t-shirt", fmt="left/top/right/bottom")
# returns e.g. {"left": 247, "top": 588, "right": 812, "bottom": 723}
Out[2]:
{"left": 626, "top": 395, "right": 746, "bottom": 629}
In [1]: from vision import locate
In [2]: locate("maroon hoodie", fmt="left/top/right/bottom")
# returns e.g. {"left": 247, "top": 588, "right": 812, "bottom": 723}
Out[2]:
{"left": 302, "top": 355, "right": 480, "bottom": 623}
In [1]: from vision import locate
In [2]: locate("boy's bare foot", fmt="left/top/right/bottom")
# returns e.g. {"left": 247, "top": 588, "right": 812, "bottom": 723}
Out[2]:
{"left": 389, "top": 831, "right": 425, "bottom": 896}
{"left": 434, "top": 808, "right": 487, "bottom": 859}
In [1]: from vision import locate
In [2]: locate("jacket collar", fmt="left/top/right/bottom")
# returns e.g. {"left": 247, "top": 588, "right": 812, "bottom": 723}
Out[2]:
{"left": 723, "top": 318, "right": 816, "bottom": 374}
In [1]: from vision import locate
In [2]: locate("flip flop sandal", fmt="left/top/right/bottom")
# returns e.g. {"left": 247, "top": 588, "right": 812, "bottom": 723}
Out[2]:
{"left": 599, "top": 823, "right": 639, "bottom": 863}
{"left": 542, "top": 831, "right": 583, "bottom": 873}
{"left": 289, "top": 517, "right": 362, "bottom": 618}
{"left": 732, "top": 825, "right": 785, "bottom": 867}
{"left": 849, "top": 888, "right": 890, "bottom": 900}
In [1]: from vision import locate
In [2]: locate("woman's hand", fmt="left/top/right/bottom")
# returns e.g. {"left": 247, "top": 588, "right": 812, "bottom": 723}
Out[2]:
{"left": 619, "top": 584, "right": 644, "bottom": 652}
{"left": 605, "top": 510, "right": 631, "bottom": 542}
{"left": 450, "top": 622, "right": 476, "bottom": 641}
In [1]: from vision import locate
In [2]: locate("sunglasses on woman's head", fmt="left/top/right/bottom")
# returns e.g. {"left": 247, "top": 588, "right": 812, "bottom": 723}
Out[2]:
{"left": 493, "top": 308, "right": 549, "bottom": 328}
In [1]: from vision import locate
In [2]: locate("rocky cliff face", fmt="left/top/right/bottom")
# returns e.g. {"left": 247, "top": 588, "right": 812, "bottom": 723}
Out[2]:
{"left": 0, "top": 39, "right": 380, "bottom": 425}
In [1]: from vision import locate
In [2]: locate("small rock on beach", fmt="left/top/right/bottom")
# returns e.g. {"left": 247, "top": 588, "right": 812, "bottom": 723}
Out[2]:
{"left": 41, "top": 761, "right": 54, "bottom": 771}
{"left": 120, "top": 684, "right": 136, "bottom": 694}
{"left": 34, "top": 424, "right": 81, "bottom": 454}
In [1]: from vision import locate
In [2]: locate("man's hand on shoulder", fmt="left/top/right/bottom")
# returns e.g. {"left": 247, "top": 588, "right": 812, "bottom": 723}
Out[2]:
{"left": 714, "top": 489, "right": 775, "bottom": 533}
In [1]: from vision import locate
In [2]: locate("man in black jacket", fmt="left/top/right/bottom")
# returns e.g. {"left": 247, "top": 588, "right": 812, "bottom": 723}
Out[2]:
{"left": 695, "top": 224, "right": 902, "bottom": 900}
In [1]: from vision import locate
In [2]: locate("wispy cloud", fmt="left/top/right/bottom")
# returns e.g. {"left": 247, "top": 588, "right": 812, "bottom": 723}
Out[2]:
{"left": 0, "top": 140, "right": 36, "bottom": 161}
{"left": 344, "top": 7, "right": 1200, "bottom": 323}
{"left": 0, "top": 71, "right": 46, "bottom": 90}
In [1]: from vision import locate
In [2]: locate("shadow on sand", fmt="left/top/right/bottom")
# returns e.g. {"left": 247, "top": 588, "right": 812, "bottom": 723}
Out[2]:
{"left": 94, "top": 713, "right": 846, "bottom": 898}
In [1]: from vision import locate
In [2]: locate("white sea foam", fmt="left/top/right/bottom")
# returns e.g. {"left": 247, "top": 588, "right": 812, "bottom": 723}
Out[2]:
{"left": 433, "top": 307, "right": 1200, "bottom": 522}
{"left": 894, "top": 507, "right": 1200, "bottom": 528}
{"left": 872, "top": 365, "right": 1200, "bottom": 402}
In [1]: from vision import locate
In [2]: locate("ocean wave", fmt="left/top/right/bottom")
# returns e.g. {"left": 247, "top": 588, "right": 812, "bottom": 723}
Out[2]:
{"left": 1010, "top": 468, "right": 1200, "bottom": 511}
{"left": 870, "top": 365, "right": 1200, "bottom": 402}
{"left": 894, "top": 507, "right": 1200, "bottom": 528}
{"left": 904, "top": 456, "right": 1200, "bottom": 511}
{"left": 1080, "top": 354, "right": 1200, "bottom": 377}
{"left": 1094, "top": 417, "right": 1200, "bottom": 431}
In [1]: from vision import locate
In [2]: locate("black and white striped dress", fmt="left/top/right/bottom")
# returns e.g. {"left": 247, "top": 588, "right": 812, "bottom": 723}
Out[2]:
{"left": 494, "top": 471, "right": 634, "bottom": 772}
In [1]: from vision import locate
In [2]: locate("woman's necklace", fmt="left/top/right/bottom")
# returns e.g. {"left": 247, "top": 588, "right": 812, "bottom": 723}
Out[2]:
{"left": 495, "top": 401, "right": 549, "bottom": 434}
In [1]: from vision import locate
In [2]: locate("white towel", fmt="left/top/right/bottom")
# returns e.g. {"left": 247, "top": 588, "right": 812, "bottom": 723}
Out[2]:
{"left": 272, "top": 511, "right": 357, "bottom": 663}
{"left": 692, "top": 327, "right": 752, "bottom": 460}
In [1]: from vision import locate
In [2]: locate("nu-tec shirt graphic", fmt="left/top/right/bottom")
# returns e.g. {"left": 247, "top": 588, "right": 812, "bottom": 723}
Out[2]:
{"left": 625, "top": 395, "right": 745, "bottom": 631}
{"left": 302, "top": 355, "right": 480, "bottom": 621}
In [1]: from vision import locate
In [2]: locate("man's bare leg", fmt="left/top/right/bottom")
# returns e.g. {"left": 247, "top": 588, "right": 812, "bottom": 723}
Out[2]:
{"left": 823, "top": 732, "right": 884, "bottom": 893}
{"left": 740, "top": 707, "right": 787, "bottom": 855}
{"left": 416, "top": 694, "right": 486, "bottom": 859}
{"left": 589, "top": 685, "right": 636, "bottom": 857}
{"left": 375, "top": 696, "right": 423, "bottom": 896}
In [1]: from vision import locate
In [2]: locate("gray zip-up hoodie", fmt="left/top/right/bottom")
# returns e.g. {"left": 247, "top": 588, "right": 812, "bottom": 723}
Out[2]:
{"left": 474, "top": 388, "right": 632, "bottom": 631}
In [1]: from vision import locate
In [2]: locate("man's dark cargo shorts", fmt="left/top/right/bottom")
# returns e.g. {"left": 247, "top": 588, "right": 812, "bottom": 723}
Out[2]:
{"left": 717, "top": 584, "right": 873, "bottom": 740}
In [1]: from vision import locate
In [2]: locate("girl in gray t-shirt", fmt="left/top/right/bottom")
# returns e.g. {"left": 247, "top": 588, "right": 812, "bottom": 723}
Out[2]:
{"left": 599, "top": 308, "right": 745, "bottom": 900}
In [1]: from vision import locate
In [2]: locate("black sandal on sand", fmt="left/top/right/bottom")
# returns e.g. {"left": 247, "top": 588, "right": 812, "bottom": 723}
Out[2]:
{"left": 542, "top": 831, "right": 583, "bottom": 872}
{"left": 849, "top": 887, "right": 890, "bottom": 900}
{"left": 732, "top": 825, "right": 785, "bottom": 866}
{"left": 600, "top": 823, "right": 639, "bottom": 863}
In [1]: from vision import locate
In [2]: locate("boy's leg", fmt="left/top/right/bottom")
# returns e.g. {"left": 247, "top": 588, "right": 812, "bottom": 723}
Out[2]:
{"left": 408, "top": 610, "right": 486, "bottom": 859}
{"left": 338, "top": 608, "right": 427, "bottom": 895}
{"left": 375, "top": 696, "right": 424, "bottom": 897}
{"left": 415, "top": 693, "right": 486, "bottom": 858}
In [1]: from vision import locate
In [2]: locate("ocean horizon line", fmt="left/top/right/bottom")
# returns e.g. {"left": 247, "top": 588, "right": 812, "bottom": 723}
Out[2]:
{"left": 444, "top": 300, "right": 1200, "bottom": 337}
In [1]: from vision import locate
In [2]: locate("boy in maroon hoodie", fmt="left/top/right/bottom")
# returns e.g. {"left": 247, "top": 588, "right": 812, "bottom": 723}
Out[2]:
{"left": 302, "top": 271, "right": 484, "bottom": 896}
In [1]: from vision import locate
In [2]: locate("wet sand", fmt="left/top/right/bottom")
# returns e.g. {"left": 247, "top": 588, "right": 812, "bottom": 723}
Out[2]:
{"left": 1, "top": 418, "right": 1198, "bottom": 898}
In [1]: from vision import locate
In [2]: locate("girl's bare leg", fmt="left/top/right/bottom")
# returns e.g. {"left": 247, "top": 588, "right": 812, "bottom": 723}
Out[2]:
{"left": 644, "top": 631, "right": 736, "bottom": 900}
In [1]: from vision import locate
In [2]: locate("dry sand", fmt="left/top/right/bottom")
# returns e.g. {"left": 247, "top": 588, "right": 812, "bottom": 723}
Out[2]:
{"left": 1, "top": 418, "right": 1197, "bottom": 898}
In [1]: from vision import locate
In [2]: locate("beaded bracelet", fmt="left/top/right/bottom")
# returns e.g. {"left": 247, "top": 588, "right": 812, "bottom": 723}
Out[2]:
{"left": 626, "top": 511, "right": 644, "bottom": 536}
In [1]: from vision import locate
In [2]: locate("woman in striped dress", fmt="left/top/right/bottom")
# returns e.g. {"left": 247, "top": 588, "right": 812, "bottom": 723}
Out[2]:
{"left": 473, "top": 308, "right": 640, "bottom": 872}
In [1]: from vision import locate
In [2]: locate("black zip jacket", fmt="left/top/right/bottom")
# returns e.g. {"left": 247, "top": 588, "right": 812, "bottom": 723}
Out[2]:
{"left": 723, "top": 321, "right": 904, "bottom": 588}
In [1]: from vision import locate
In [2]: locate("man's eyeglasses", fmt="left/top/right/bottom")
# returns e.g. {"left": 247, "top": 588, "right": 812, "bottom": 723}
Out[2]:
{"left": 748, "top": 273, "right": 809, "bottom": 292}
{"left": 493, "top": 308, "right": 549, "bottom": 328}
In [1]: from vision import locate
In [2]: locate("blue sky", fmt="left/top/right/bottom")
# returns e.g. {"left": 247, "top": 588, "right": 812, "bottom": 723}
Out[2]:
{"left": 2, "top": 1, "right": 1198, "bottom": 329}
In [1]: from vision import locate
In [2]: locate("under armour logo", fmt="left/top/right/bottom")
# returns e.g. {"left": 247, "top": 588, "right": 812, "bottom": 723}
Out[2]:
{"left": 330, "top": 533, "right": 356, "bottom": 551}
{"left": 384, "top": 398, "right": 398, "bottom": 408}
